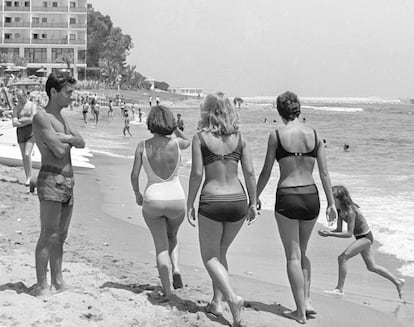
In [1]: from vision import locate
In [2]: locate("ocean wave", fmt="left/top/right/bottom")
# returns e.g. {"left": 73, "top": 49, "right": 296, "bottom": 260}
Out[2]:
{"left": 91, "top": 150, "right": 133, "bottom": 159}
{"left": 398, "top": 262, "right": 414, "bottom": 277}
{"left": 302, "top": 105, "right": 364, "bottom": 112}
{"left": 242, "top": 96, "right": 401, "bottom": 105}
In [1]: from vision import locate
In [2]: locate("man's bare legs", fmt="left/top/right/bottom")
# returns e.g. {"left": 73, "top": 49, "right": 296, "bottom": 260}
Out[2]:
{"left": 50, "top": 202, "right": 73, "bottom": 291}
{"left": 35, "top": 200, "right": 72, "bottom": 295}
{"left": 198, "top": 215, "right": 244, "bottom": 327}
{"left": 19, "top": 140, "right": 34, "bottom": 186}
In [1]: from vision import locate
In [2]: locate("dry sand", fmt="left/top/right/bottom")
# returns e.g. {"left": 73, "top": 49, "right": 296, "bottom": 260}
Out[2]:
{"left": 0, "top": 163, "right": 412, "bottom": 326}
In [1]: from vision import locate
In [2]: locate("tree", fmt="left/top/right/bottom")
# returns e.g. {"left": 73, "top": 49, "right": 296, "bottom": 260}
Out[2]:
{"left": 87, "top": 9, "right": 113, "bottom": 67}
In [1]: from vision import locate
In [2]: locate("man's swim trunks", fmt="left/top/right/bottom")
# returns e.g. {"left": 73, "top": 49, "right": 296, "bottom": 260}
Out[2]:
{"left": 37, "top": 165, "right": 74, "bottom": 205}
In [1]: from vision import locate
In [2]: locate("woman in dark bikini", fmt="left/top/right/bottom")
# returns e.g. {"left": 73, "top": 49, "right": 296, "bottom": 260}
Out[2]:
{"left": 256, "top": 91, "right": 337, "bottom": 324}
{"left": 187, "top": 92, "right": 257, "bottom": 327}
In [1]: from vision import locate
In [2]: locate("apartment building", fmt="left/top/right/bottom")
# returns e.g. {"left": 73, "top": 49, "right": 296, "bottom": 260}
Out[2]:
{"left": 0, "top": 0, "right": 87, "bottom": 79}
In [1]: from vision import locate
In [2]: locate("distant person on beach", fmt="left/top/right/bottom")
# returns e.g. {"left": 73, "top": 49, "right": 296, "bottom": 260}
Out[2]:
{"left": 187, "top": 92, "right": 257, "bottom": 327}
{"left": 176, "top": 113, "right": 184, "bottom": 131}
{"left": 32, "top": 74, "right": 85, "bottom": 297}
{"left": 130, "top": 105, "right": 190, "bottom": 298}
{"left": 82, "top": 101, "right": 89, "bottom": 124}
{"left": 120, "top": 101, "right": 126, "bottom": 117}
{"left": 323, "top": 139, "right": 327, "bottom": 148}
{"left": 93, "top": 103, "right": 100, "bottom": 125}
{"left": 107, "top": 99, "right": 113, "bottom": 119}
{"left": 156, "top": 96, "right": 160, "bottom": 105}
{"left": 138, "top": 108, "right": 142, "bottom": 123}
{"left": 318, "top": 185, "right": 405, "bottom": 298}
{"left": 123, "top": 109, "right": 132, "bottom": 136}
{"left": 148, "top": 96, "right": 152, "bottom": 107}
{"left": 256, "top": 91, "right": 337, "bottom": 324}
{"left": 343, "top": 143, "right": 350, "bottom": 152}
{"left": 12, "top": 89, "right": 37, "bottom": 188}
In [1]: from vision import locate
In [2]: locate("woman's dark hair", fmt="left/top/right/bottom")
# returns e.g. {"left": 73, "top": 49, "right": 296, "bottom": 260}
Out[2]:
{"left": 276, "top": 91, "right": 301, "bottom": 121}
{"left": 147, "top": 105, "right": 176, "bottom": 135}
{"left": 45, "top": 73, "right": 76, "bottom": 98}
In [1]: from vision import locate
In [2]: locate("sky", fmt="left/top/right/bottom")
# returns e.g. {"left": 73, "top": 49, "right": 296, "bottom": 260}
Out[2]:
{"left": 87, "top": 0, "right": 414, "bottom": 97}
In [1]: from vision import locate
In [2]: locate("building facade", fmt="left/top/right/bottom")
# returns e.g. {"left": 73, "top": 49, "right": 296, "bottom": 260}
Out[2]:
{"left": 0, "top": 0, "right": 87, "bottom": 79}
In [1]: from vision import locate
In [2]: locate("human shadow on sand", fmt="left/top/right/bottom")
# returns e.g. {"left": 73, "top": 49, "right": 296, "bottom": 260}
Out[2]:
{"left": 244, "top": 300, "right": 316, "bottom": 322}
{"left": 0, "top": 281, "right": 36, "bottom": 296}
{"left": 101, "top": 281, "right": 230, "bottom": 326}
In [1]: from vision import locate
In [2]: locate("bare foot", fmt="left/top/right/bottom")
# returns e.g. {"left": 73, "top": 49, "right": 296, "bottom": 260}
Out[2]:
{"left": 305, "top": 305, "right": 317, "bottom": 316}
{"left": 205, "top": 300, "right": 224, "bottom": 317}
{"left": 282, "top": 310, "right": 306, "bottom": 324}
{"left": 228, "top": 296, "right": 244, "bottom": 327}
{"left": 396, "top": 278, "right": 405, "bottom": 299}
{"left": 28, "top": 284, "right": 52, "bottom": 298}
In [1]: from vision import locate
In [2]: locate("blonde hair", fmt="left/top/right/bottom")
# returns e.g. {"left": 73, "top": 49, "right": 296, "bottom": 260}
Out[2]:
{"left": 332, "top": 185, "right": 359, "bottom": 210}
{"left": 198, "top": 92, "right": 239, "bottom": 135}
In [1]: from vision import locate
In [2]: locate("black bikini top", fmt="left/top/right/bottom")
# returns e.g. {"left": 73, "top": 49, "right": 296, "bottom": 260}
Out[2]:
{"left": 275, "top": 129, "right": 319, "bottom": 162}
{"left": 198, "top": 132, "right": 242, "bottom": 166}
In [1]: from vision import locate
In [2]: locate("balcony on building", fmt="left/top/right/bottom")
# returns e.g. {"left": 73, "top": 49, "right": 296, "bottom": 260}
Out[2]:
{"left": 32, "top": 22, "right": 68, "bottom": 28}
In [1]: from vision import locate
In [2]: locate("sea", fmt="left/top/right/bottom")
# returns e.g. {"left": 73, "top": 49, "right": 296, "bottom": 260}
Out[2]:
{"left": 71, "top": 95, "right": 414, "bottom": 278}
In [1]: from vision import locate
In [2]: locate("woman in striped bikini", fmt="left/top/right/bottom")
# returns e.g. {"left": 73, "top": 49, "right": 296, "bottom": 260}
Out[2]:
{"left": 187, "top": 92, "right": 257, "bottom": 327}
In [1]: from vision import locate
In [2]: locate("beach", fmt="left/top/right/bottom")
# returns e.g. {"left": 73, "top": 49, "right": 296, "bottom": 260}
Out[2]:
{"left": 1, "top": 98, "right": 413, "bottom": 327}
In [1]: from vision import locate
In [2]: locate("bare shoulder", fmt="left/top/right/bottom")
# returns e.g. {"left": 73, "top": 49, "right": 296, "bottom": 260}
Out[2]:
{"left": 33, "top": 108, "right": 48, "bottom": 124}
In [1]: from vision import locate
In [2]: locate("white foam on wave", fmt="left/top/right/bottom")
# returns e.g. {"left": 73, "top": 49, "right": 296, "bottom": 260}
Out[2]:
{"left": 302, "top": 105, "right": 364, "bottom": 113}
{"left": 92, "top": 149, "right": 133, "bottom": 160}
{"left": 242, "top": 96, "right": 401, "bottom": 105}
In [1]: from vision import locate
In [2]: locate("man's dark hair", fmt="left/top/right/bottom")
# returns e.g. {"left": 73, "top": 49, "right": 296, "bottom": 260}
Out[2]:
{"left": 45, "top": 73, "right": 76, "bottom": 98}
{"left": 147, "top": 105, "right": 176, "bottom": 135}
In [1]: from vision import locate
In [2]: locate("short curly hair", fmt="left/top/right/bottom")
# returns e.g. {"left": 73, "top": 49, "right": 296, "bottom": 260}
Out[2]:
{"left": 276, "top": 91, "right": 301, "bottom": 121}
{"left": 146, "top": 105, "right": 176, "bottom": 135}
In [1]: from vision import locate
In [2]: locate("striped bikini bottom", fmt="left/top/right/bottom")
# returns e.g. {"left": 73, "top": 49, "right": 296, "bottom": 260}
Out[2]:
{"left": 198, "top": 192, "right": 248, "bottom": 223}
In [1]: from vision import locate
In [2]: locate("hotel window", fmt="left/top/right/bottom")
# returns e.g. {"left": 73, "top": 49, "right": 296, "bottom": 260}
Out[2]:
{"left": 33, "top": 33, "right": 39, "bottom": 39}
{"left": 42, "top": 1, "right": 47, "bottom": 7}
{"left": 32, "top": 17, "right": 39, "bottom": 23}
{"left": 52, "top": 2, "right": 58, "bottom": 7}
{"left": 25, "top": 48, "right": 47, "bottom": 63}
{"left": 24, "top": 1, "right": 30, "bottom": 7}
{"left": 69, "top": 18, "right": 76, "bottom": 24}
{"left": 5, "top": 34, "right": 12, "bottom": 39}
{"left": 41, "top": 33, "right": 47, "bottom": 39}
{"left": 70, "top": 2, "right": 76, "bottom": 8}
{"left": 42, "top": 17, "right": 47, "bottom": 22}
{"left": 5, "top": 17, "right": 12, "bottom": 23}
{"left": 14, "top": 17, "right": 20, "bottom": 23}
{"left": 14, "top": 33, "right": 20, "bottom": 39}
{"left": 52, "top": 48, "right": 74, "bottom": 62}
{"left": 14, "top": 1, "right": 19, "bottom": 7}
{"left": 69, "top": 34, "right": 76, "bottom": 40}
{"left": 5, "top": 1, "right": 12, "bottom": 7}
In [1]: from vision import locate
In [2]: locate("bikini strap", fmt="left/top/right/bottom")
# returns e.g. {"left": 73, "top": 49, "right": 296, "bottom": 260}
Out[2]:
{"left": 275, "top": 129, "right": 280, "bottom": 147}
{"left": 197, "top": 132, "right": 208, "bottom": 148}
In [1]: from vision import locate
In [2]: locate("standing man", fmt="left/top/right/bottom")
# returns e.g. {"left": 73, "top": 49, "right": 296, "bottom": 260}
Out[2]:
{"left": 12, "top": 89, "right": 37, "bottom": 188}
{"left": 32, "top": 74, "right": 85, "bottom": 297}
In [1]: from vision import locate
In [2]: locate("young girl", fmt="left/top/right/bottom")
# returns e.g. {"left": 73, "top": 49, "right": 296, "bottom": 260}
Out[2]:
{"left": 318, "top": 185, "right": 404, "bottom": 298}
